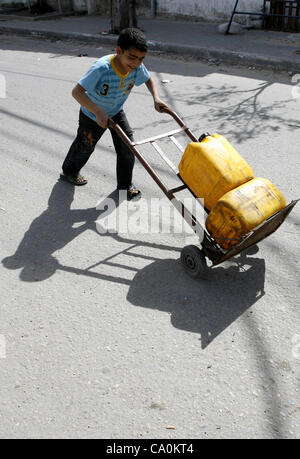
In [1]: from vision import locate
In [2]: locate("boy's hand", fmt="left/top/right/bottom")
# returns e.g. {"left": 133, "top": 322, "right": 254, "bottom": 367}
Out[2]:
{"left": 96, "top": 111, "right": 109, "bottom": 129}
{"left": 154, "top": 98, "right": 169, "bottom": 113}
{"left": 72, "top": 85, "right": 109, "bottom": 128}
{"left": 145, "top": 78, "right": 168, "bottom": 113}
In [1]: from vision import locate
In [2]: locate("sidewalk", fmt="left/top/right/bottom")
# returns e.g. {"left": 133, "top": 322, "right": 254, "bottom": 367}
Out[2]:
{"left": 0, "top": 13, "right": 300, "bottom": 72}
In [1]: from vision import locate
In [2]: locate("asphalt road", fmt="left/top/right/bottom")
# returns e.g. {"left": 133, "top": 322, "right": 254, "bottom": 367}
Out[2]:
{"left": 0, "top": 36, "right": 300, "bottom": 439}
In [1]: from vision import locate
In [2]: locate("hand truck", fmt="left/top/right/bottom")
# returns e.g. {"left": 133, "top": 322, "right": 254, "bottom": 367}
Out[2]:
{"left": 108, "top": 108, "right": 299, "bottom": 278}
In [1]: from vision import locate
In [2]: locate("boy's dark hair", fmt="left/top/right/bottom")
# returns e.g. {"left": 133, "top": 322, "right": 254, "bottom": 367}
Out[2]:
{"left": 117, "top": 28, "right": 148, "bottom": 52}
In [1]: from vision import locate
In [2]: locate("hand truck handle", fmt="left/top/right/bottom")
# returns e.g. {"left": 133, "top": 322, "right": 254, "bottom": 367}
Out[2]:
{"left": 158, "top": 106, "right": 187, "bottom": 129}
{"left": 108, "top": 106, "right": 191, "bottom": 132}
{"left": 107, "top": 117, "right": 135, "bottom": 146}
{"left": 158, "top": 106, "right": 198, "bottom": 141}
{"left": 107, "top": 117, "right": 117, "bottom": 130}
{"left": 107, "top": 107, "right": 197, "bottom": 142}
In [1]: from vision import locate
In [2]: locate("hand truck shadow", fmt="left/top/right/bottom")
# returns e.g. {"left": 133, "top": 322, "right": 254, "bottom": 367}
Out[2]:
{"left": 2, "top": 181, "right": 265, "bottom": 349}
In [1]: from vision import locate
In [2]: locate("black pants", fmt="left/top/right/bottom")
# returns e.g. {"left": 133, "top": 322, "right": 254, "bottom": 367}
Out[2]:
{"left": 62, "top": 109, "right": 135, "bottom": 189}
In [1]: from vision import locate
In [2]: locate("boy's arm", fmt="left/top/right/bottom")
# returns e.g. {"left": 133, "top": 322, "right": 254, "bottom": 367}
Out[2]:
{"left": 72, "top": 84, "right": 108, "bottom": 129}
{"left": 145, "top": 77, "right": 169, "bottom": 113}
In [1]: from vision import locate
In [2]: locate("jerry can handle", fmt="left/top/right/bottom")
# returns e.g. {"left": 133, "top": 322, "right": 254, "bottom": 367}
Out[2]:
{"left": 198, "top": 133, "right": 211, "bottom": 142}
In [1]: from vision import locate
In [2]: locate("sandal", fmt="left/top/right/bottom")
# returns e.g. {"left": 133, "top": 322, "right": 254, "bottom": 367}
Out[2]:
{"left": 127, "top": 185, "right": 141, "bottom": 201}
{"left": 60, "top": 173, "right": 87, "bottom": 186}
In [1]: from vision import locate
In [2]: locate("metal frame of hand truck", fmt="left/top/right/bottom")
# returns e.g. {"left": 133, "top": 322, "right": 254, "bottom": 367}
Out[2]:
{"left": 107, "top": 107, "right": 298, "bottom": 275}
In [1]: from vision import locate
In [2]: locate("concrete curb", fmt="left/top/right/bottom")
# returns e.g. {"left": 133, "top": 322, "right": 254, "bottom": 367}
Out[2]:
{"left": 0, "top": 12, "right": 73, "bottom": 21}
{"left": 0, "top": 25, "right": 298, "bottom": 73}
{"left": 0, "top": 26, "right": 118, "bottom": 45}
{"left": 147, "top": 39, "right": 297, "bottom": 72}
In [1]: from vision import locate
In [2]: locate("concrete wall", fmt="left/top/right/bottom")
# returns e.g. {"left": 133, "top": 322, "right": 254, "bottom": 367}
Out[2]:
{"left": 156, "top": 0, "right": 265, "bottom": 22}
{"left": 0, "top": 0, "right": 27, "bottom": 5}
{"left": 0, "top": 0, "right": 265, "bottom": 22}
{"left": 92, "top": 0, "right": 151, "bottom": 17}
{"left": 0, "top": 0, "right": 70, "bottom": 10}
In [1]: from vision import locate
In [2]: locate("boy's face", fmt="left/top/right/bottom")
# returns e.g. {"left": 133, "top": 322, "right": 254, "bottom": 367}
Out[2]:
{"left": 116, "top": 46, "right": 147, "bottom": 74}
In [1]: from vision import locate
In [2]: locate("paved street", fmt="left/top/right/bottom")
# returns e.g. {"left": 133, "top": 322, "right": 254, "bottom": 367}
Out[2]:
{"left": 0, "top": 36, "right": 300, "bottom": 439}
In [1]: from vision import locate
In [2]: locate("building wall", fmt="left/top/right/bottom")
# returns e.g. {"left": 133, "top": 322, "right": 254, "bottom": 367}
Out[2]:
{"left": 0, "top": 0, "right": 265, "bottom": 22}
{"left": 0, "top": 0, "right": 27, "bottom": 5}
{"left": 0, "top": 0, "right": 70, "bottom": 9}
{"left": 156, "top": 0, "right": 264, "bottom": 21}
{"left": 93, "top": 0, "right": 151, "bottom": 16}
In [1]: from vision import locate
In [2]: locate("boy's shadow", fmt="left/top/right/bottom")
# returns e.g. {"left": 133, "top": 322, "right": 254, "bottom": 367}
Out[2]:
{"left": 2, "top": 180, "right": 120, "bottom": 282}
{"left": 127, "top": 247, "right": 265, "bottom": 348}
{"left": 2, "top": 181, "right": 266, "bottom": 348}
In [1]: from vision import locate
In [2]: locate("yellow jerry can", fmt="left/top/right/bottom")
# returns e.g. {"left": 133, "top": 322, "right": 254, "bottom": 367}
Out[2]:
{"left": 178, "top": 134, "right": 254, "bottom": 210}
{"left": 205, "top": 177, "right": 287, "bottom": 250}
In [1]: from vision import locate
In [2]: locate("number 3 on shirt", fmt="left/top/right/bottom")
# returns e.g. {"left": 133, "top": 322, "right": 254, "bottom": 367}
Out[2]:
{"left": 100, "top": 83, "right": 109, "bottom": 96}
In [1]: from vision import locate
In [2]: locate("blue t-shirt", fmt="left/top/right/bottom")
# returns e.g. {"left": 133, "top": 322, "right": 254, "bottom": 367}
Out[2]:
{"left": 78, "top": 54, "right": 150, "bottom": 120}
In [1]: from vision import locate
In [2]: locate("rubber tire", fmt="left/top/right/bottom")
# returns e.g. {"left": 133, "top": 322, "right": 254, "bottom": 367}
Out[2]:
{"left": 181, "top": 245, "right": 207, "bottom": 278}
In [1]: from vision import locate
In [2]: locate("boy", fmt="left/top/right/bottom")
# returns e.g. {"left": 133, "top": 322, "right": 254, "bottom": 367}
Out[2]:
{"left": 61, "top": 27, "right": 168, "bottom": 200}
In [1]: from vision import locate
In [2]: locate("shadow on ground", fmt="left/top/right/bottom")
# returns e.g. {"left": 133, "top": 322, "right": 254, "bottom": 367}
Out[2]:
{"left": 0, "top": 34, "right": 294, "bottom": 83}
{"left": 127, "top": 250, "right": 265, "bottom": 349}
{"left": 2, "top": 180, "right": 265, "bottom": 350}
{"left": 0, "top": 35, "right": 297, "bottom": 146}
{"left": 3, "top": 179, "right": 290, "bottom": 437}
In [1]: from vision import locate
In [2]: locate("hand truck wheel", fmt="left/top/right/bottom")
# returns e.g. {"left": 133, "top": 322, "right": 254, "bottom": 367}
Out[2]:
{"left": 180, "top": 245, "right": 207, "bottom": 278}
